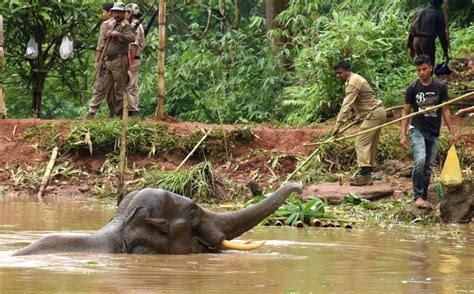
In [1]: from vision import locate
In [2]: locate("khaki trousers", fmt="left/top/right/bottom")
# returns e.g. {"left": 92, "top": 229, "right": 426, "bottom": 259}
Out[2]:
{"left": 88, "top": 66, "right": 107, "bottom": 114}
{"left": 127, "top": 59, "right": 140, "bottom": 112}
{"left": 104, "top": 56, "right": 128, "bottom": 117}
{"left": 356, "top": 106, "right": 386, "bottom": 168}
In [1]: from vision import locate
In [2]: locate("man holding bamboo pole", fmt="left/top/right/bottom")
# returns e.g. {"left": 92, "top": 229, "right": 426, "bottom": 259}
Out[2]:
{"left": 400, "top": 55, "right": 457, "bottom": 209}
{"left": 332, "top": 60, "right": 386, "bottom": 186}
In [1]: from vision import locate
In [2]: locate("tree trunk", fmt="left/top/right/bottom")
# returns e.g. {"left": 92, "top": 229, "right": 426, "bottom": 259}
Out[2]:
{"left": 264, "top": 0, "right": 288, "bottom": 31}
{"left": 233, "top": 0, "right": 241, "bottom": 30}
{"left": 156, "top": 0, "right": 166, "bottom": 119}
{"left": 264, "top": 0, "right": 292, "bottom": 70}
{"left": 32, "top": 71, "right": 46, "bottom": 118}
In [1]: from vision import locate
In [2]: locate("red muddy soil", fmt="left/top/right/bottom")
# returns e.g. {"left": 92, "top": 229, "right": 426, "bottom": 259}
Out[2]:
{"left": 0, "top": 117, "right": 472, "bottom": 200}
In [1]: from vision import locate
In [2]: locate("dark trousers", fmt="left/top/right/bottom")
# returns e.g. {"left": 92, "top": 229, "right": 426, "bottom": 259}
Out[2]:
{"left": 413, "top": 36, "right": 436, "bottom": 66}
{"left": 410, "top": 127, "right": 439, "bottom": 200}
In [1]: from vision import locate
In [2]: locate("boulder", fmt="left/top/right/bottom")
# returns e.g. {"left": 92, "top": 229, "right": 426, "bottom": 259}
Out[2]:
{"left": 302, "top": 181, "right": 394, "bottom": 204}
{"left": 439, "top": 180, "right": 473, "bottom": 223}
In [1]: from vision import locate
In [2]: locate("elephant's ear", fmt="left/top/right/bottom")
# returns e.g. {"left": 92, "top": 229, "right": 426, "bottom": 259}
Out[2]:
{"left": 121, "top": 207, "right": 170, "bottom": 234}
{"left": 121, "top": 206, "right": 146, "bottom": 230}
{"left": 146, "top": 218, "right": 170, "bottom": 234}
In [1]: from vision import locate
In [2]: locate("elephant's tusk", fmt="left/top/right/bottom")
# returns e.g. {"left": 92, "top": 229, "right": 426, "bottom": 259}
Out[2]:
{"left": 218, "top": 239, "right": 266, "bottom": 251}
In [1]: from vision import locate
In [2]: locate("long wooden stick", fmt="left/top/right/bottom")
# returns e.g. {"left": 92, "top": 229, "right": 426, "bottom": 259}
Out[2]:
{"left": 286, "top": 92, "right": 473, "bottom": 181}
{"left": 117, "top": 92, "right": 129, "bottom": 204}
{"left": 156, "top": 0, "right": 166, "bottom": 119}
{"left": 37, "top": 147, "right": 59, "bottom": 198}
{"left": 175, "top": 129, "right": 211, "bottom": 171}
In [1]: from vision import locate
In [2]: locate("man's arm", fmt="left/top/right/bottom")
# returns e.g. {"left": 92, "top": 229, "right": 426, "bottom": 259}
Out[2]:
{"left": 456, "top": 106, "right": 474, "bottom": 117}
{"left": 400, "top": 104, "right": 412, "bottom": 149}
{"left": 129, "top": 45, "right": 138, "bottom": 62}
{"left": 332, "top": 85, "right": 359, "bottom": 136}
{"left": 441, "top": 106, "right": 457, "bottom": 144}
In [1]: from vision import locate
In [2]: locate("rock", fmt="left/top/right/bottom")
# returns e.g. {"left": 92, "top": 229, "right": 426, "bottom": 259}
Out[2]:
{"left": 78, "top": 184, "right": 91, "bottom": 193}
{"left": 439, "top": 180, "right": 473, "bottom": 223}
{"left": 302, "top": 181, "right": 394, "bottom": 204}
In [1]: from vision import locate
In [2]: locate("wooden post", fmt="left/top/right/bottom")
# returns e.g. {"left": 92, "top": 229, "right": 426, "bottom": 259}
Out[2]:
{"left": 0, "top": 14, "right": 5, "bottom": 118}
{"left": 117, "top": 92, "right": 129, "bottom": 205}
{"left": 156, "top": 0, "right": 166, "bottom": 119}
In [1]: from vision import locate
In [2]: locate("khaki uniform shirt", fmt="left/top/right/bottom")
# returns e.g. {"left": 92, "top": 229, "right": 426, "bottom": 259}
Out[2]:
{"left": 130, "top": 20, "right": 145, "bottom": 57}
{"left": 335, "top": 73, "right": 382, "bottom": 128}
{"left": 102, "top": 19, "right": 135, "bottom": 56}
{"left": 96, "top": 18, "right": 115, "bottom": 52}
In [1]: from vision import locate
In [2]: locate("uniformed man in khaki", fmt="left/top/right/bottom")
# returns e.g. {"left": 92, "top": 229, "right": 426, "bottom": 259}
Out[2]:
{"left": 331, "top": 60, "right": 386, "bottom": 186}
{"left": 103, "top": 2, "right": 135, "bottom": 117}
{"left": 125, "top": 3, "right": 145, "bottom": 117}
{"left": 85, "top": 3, "right": 115, "bottom": 118}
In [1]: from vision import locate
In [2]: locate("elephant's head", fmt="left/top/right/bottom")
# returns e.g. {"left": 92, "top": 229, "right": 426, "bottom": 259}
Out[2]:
{"left": 119, "top": 183, "right": 303, "bottom": 254}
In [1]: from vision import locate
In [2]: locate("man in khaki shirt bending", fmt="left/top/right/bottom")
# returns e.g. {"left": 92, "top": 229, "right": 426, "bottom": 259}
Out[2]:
{"left": 332, "top": 60, "right": 386, "bottom": 186}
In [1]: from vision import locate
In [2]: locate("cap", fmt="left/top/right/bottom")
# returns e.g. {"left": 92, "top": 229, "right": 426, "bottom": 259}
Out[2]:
{"left": 110, "top": 2, "right": 126, "bottom": 12}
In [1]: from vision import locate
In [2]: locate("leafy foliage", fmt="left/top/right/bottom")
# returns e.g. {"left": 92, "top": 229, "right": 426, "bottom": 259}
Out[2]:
{"left": 1, "top": 0, "right": 472, "bottom": 124}
{"left": 273, "top": 196, "right": 333, "bottom": 226}
{"left": 139, "top": 161, "right": 218, "bottom": 203}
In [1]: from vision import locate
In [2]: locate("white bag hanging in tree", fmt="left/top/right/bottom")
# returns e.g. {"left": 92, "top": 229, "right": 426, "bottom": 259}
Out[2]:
{"left": 25, "top": 36, "right": 39, "bottom": 59}
{"left": 59, "top": 36, "right": 73, "bottom": 59}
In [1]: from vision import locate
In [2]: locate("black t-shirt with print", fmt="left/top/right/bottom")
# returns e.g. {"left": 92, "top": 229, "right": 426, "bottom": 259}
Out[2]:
{"left": 405, "top": 78, "right": 448, "bottom": 136}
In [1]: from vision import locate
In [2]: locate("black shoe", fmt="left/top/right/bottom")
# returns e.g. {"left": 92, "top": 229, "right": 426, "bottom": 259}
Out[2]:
{"left": 83, "top": 112, "right": 95, "bottom": 119}
{"left": 350, "top": 175, "right": 374, "bottom": 186}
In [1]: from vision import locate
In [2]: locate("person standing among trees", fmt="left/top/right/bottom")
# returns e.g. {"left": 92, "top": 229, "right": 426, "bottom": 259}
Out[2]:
{"left": 331, "top": 60, "right": 386, "bottom": 186}
{"left": 103, "top": 2, "right": 135, "bottom": 118}
{"left": 85, "top": 3, "right": 115, "bottom": 119}
{"left": 400, "top": 55, "right": 457, "bottom": 209}
{"left": 407, "top": 0, "right": 449, "bottom": 67}
{"left": 125, "top": 3, "right": 145, "bottom": 117}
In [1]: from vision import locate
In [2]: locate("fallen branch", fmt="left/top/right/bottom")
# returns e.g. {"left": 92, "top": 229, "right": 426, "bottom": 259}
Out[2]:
{"left": 175, "top": 129, "right": 211, "bottom": 171}
{"left": 37, "top": 147, "right": 59, "bottom": 198}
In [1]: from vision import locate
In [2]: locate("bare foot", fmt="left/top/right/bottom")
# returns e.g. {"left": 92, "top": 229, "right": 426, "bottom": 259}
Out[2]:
{"left": 415, "top": 198, "right": 427, "bottom": 209}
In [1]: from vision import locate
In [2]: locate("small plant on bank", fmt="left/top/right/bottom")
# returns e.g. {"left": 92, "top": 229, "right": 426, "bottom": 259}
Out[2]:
{"left": 139, "top": 161, "right": 218, "bottom": 203}
{"left": 271, "top": 194, "right": 335, "bottom": 226}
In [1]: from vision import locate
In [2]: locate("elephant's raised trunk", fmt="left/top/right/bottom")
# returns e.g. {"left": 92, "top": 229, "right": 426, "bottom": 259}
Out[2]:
{"left": 211, "top": 183, "right": 302, "bottom": 241}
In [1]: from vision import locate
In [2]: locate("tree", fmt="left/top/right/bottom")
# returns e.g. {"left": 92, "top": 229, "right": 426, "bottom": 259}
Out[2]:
{"left": 2, "top": 1, "right": 98, "bottom": 118}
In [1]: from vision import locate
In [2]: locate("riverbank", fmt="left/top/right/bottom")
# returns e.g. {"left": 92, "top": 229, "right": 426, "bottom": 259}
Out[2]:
{"left": 0, "top": 117, "right": 472, "bottom": 223}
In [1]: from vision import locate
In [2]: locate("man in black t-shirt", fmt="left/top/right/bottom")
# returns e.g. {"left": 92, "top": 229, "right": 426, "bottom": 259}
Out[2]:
{"left": 400, "top": 55, "right": 457, "bottom": 209}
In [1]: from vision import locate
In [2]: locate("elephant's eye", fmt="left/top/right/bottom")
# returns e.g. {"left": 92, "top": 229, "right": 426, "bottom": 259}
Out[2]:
{"left": 186, "top": 207, "right": 201, "bottom": 226}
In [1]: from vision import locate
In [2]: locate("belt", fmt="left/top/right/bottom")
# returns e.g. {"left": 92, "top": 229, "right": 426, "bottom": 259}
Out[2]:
{"left": 134, "top": 56, "right": 141, "bottom": 60}
{"left": 414, "top": 34, "right": 434, "bottom": 38}
{"left": 372, "top": 103, "right": 384, "bottom": 111}
{"left": 105, "top": 53, "right": 127, "bottom": 61}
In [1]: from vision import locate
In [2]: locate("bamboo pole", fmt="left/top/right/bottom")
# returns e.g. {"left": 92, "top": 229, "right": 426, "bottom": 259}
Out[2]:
{"left": 0, "top": 14, "right": 4, "bottom": 118}
{"left": 175, "top": 129, "right": 211, "bottom": 171}
{"left": 117, "top": 92, "right": 129, "bottom": 204}
{"left": 37, "top": 147, "right": 59, "bottom": 198}
{"left": 286, "top": 92, "right": 474, "bottom": 181}
{"left": 156, "top": 0, "right": 166, "bottom": 119}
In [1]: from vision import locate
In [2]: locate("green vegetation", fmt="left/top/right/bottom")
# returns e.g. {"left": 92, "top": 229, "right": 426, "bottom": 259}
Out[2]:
{"left": 1, "top": 1, "right": 472, "bottom": 122}
{"left": 24, "top": 119, "right": 254, "bottom": 157}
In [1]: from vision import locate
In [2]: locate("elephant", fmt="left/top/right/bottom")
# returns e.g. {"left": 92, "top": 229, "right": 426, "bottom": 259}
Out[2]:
{"left": 13, "top": 183, "right": 303, "bottom": 256}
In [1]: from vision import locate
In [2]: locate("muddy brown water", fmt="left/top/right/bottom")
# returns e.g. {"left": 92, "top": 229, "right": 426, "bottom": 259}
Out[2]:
{"left": 1, "top": 196, "right": 473, "bottom": 293}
